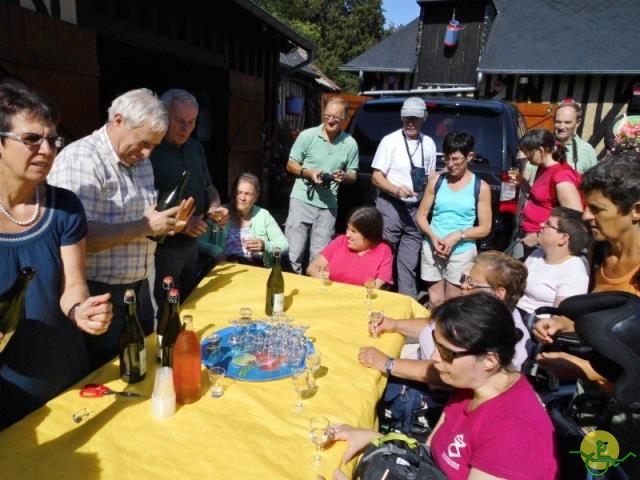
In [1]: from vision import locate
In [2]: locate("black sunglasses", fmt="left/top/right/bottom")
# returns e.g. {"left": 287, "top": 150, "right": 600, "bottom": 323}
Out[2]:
{"left": 431, "top": 330, "right": 482, "bottom": 363}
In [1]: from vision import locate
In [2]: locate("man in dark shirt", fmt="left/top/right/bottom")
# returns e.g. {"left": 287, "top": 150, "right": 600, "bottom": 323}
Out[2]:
{"left": 150, "top": 89, "right": 226, "bottom": 309}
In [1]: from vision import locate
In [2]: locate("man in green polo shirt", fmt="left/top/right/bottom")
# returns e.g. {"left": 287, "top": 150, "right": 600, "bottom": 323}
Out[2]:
{"left": 285, "top": 97, "right": 359, "bottom": 274}
{"left": 523, "top": 100, "right": 598, "bottom": 183}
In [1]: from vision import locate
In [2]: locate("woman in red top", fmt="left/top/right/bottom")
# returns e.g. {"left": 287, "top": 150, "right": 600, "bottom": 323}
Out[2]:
{"left": 518, "top": 129, "right": 583, "bottom": 258}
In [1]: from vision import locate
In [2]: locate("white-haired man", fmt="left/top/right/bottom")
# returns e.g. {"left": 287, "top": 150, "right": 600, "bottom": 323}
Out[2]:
{"left": 372, "top": 97, "right": 437, "bottom": 297}
{"left": 49, "top": 88, "right": 193, "bottom": 368}
{"left": 150, "top": 89, "right": 226, "bottom": 318}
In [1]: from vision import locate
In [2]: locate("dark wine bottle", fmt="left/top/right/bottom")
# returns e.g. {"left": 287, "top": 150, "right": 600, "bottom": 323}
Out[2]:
{"left": 265, "top": 248, "right": 284, "bottom": 316}
{"left": 155, "top": 275, "right": 174, "bottom": 363}
{"left": 161, "top": 288, "right": 182, "bottom": 367}
{"left": 154, "top": 170, "right": 191, "bottom": 244}
{"left": 119, "top": 289, "right": 147, "bottom": 383}
{"left": 0, "top": 266, "right": 35, "bottom": 352}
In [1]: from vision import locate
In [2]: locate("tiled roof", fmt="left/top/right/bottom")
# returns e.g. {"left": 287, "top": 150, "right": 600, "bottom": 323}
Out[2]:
{"left": 479, "top": 0, "right": 640, "bottom": 74}
{"left": 341, "top": 18, "right": 420, "bottom": 73}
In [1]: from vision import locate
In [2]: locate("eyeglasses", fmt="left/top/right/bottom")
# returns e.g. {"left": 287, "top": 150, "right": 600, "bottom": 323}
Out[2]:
{"left": 443, "top": 155, "right": 466, "bottom": 164}
{"left": 0, "top": 131, "right": 65, "bottom": 149}
{"left": 431, "top": 330, "right": 481, "bottom": 363}
{"left": 322, "top": 114, "right": 344, "bottom": 122}
{"left": 459, "top": 273, "right": 492, "bottom": 290}
{"left": 541, "top": 221, "right": 563, "bottom": 233}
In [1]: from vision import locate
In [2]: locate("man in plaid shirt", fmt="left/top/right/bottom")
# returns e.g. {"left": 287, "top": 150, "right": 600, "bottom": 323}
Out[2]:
{"left": 49, "top": 88, "right": 193, "bottom": 368}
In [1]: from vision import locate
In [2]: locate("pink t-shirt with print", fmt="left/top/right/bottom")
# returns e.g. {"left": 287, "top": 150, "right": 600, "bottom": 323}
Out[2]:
{"left": 430, "top": 376, "right": 558, "bottom": 479}
{"left": 321, "top": 235, "right": 393, "bottom": 286}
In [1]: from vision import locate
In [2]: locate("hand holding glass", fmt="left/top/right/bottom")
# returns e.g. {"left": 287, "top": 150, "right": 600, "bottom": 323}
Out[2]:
{"left": 208, "top": 207, "right": 226, "bottom": 232}
{"left": 368, "top": 310, "right": 384, "bottom": 338}
{"left": 309, "top": 416, "right": 330, "bottom": 465}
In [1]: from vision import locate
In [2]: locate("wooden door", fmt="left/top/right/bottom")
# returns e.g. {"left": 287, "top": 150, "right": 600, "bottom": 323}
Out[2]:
{"left": 228, "top": 70, "right": 265, "bottom": 191}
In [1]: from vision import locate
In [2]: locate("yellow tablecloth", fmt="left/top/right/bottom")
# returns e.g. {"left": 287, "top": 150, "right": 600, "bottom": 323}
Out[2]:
{"left": 0, "top": 263, "right": 428, "bottom": 479}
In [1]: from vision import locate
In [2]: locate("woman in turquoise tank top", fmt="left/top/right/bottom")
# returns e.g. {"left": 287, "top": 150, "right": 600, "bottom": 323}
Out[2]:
{"left": 416, "top": 132, "right": 492, "bottom": 306}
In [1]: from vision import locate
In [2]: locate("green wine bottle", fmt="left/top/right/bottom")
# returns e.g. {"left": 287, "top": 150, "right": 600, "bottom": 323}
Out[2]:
{"left": 0, "top": 266, "right": 35, "bottom": 352}
{"left": 153, "top": 170, "right": 190, "bottom": 244}
{"left": 265, "top": 248, "right": 284, "bottom": 316}
{"left": 161, "top": 288, "right": 182, "bottom": 367}
{"left": 119, "top": 289, "right": 147, "bottom": 383}
{"left": 155, "top": 275, "right": 174, "bottom": 363}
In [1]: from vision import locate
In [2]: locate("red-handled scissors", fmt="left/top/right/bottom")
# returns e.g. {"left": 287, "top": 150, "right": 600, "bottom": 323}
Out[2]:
{"left": 80, "top": 384, "right": 144, "bottom": 398}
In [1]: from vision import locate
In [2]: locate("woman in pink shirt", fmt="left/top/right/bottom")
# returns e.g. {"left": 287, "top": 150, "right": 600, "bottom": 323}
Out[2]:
{"left": 307, "top": 206, "right": 393, "bottom": 288}
{"left": 519, "top": 129, "right": 583, "bottom": 258}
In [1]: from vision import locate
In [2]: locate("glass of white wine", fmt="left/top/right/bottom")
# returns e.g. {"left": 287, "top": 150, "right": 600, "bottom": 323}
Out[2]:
{"left": 309, "top": 416, "right": 330, "bottom": 465}
{"left": 319, "top": 266, "right": 330, "bottom": 292}
{"left": 364, "top": 277, "right": 376, "bottom": 304}
{"left": 305, "top": 351, "right": 321, "bottom": 377}
{"left": 291, "top": 368, "right": 308, "bottom": 412}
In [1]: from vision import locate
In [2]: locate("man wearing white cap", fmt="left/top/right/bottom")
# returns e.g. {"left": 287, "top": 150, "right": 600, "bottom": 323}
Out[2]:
{"left": 371, "top": 97, "right": 436, "bottom": 297}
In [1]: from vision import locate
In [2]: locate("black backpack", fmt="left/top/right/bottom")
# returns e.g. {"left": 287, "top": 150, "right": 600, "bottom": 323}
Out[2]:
{"left": 354, "top": 432, "right": 447, "bottom": 480}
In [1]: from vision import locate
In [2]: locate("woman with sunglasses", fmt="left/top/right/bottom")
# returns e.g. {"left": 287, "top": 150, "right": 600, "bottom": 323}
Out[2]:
{"left": 517, "top": 129, "right": 583, "bottom": 259}
{"left": 0, "top": 85, "right": 112, "bottom": 428}
{"left": 331, "top": 294, "right": 558, "bottom": 479}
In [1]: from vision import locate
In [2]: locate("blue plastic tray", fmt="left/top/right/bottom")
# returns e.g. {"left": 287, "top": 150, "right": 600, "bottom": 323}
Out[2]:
{"left": 200, "top": 325, "right": 314, "bottom": 382}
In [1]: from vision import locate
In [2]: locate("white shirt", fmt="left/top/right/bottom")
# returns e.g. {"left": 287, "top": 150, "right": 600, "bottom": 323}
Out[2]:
{"left": 517, "top": 248, "right": 590, "bottom": 314}
{"left": 371, "top": 129, "right": 436, "bottom": 204}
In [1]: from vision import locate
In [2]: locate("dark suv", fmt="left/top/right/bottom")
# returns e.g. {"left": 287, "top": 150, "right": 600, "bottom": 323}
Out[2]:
{"left": 337, "top": 96, "right": 527, "bottom": 251}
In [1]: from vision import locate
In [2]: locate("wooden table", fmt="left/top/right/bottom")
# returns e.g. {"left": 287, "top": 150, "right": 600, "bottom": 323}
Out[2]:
{"left": 0, "top": 263, "right": 428, "bottom": 479}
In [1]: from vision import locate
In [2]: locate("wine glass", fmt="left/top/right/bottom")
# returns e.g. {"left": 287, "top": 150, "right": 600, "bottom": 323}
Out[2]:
{"left": 309, "top": 416, "right": 330, "bottom": 465}
{"left": 208, "top": 207, "right": 226, "bottom": 232}
{"left": 291, "top": 368, "right": 308, "bottom": 412}
{"left": 305, "top": 351, "right": 321, "bottom": 383}
{"left": 319, "top": 266, "right": 330, "bottom": 292}
{"left": 364, "top": 277, "right": 376, "bottom": 304}
{"left": 368, "top": 310, "right": 384, "bottom": 338}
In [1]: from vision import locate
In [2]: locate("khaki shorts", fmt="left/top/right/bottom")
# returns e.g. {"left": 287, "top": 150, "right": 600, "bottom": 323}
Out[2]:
{"left": 420, "top": 242, "right": 477, "bottom": 285}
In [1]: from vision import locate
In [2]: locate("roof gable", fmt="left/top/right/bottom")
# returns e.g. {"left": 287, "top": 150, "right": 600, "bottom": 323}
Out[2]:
{"left": 341, "top": 18, "right": 419, "bottom": 73}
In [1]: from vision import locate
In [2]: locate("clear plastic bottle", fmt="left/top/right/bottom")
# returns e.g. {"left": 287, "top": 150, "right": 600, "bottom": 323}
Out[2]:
{"left": 172, "top": 315, "right": 201, "bottom": 404}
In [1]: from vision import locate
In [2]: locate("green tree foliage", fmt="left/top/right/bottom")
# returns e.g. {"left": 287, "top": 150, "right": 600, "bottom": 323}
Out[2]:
{"left": 257, "top": 0, "right": 385, "bottom": 93}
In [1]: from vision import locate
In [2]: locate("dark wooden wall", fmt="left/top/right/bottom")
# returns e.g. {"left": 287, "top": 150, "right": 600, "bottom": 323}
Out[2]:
{"left": 0, "top": 3, "right": 100, "bottom": 139}
{"left": 416, "top": 1, "right": 493, "bottom": 86}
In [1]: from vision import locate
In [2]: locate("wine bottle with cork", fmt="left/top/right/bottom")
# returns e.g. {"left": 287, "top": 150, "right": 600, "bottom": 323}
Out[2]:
{"left": 265, "top": 247, "right": 284, "bottom": 316}
{"left": 119, "top": 289, "right": 147, "bottom": 383}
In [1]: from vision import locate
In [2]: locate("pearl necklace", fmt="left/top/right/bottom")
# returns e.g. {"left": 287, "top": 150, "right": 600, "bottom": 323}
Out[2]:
{"left": 0, "top": 187, "right": 40, "bottom": 226}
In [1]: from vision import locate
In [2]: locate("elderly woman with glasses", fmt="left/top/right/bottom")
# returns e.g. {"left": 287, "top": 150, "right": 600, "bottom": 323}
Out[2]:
{"left": 416, "top": 131, "right": 492, "bottom": 307}
{"left": 0, "top": 84, "right": 112, "bottom": 429}
{"left": 330, "top": 294, "right": 558, "bottom": 480}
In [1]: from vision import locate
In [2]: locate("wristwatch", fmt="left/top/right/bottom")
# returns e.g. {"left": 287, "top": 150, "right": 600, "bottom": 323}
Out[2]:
{"left": 384, "top": 357, "right": 395, "bottom": 376}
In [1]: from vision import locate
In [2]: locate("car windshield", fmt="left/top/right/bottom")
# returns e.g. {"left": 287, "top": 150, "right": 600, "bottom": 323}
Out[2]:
{"left": 350, "top": 102, "right": 503, "bottom": 167}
